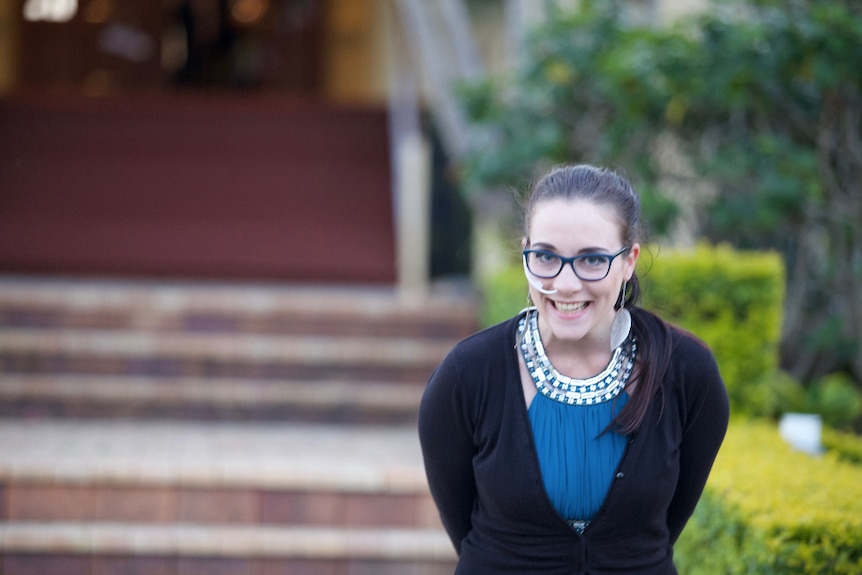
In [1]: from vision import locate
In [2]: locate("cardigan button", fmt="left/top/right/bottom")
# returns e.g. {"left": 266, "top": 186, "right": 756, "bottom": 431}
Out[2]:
{"left": 615, "top": 472, "right": 625, "bottom": 479}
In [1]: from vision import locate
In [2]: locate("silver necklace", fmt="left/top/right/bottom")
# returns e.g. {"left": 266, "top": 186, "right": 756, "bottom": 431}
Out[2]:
{"left": 518, "top": 308, "right": 636, "bottom": 406}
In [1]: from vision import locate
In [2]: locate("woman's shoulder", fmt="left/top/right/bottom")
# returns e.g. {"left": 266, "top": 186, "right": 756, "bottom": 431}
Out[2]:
{"left": 668, "top": 324, "right": 718, "bottom": 370}
{"left": 423, "top": 314, "right": 521, "bottom": 410}
{"left": 631, "top": 307, "right": 720, "bottom": 385}
{"left": 427, "top": 313, "right": 521, "bottom": 393}
{"left": 629, "top": 308, "right": 728, "bottom": 428}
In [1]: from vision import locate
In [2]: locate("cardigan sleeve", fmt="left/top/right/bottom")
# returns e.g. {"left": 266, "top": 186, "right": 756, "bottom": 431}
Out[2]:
{"left": 666, "top": 339, "right": 730, "bottom": 543}
{"left": 418, "top": 346, "right": 479, "bottom": 553}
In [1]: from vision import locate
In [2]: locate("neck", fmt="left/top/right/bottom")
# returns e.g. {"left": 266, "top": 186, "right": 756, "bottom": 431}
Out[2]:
{"left": 536, "top": 315, "right": 615, "bottom": 379}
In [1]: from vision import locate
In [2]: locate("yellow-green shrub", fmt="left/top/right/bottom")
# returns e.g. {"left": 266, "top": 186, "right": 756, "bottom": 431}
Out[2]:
{"left": 675, "top": 420, "right": 862, "bottom": 574}
{"left": 822, "top": 427, "right": 862, "bottom": 465}
{"left": 638, "top": 243, "right": 785, "bottom": 414}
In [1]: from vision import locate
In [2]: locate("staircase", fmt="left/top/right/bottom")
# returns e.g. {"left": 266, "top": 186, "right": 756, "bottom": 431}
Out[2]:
{"left": 0, "top": 278, "right": 475, "bottom": 574}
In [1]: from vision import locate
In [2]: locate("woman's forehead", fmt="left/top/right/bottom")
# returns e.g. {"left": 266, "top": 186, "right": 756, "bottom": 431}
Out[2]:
{"left": 529, "top": 199, "right": 624, "bottom": 241}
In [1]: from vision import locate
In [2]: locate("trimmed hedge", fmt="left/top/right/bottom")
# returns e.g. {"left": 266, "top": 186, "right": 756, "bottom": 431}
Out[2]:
{"left": 675, "top": 420, "right": 862, "bottom": 574}
{"left": 637, "top": 243, "right": 785, "bottom": 413}
{"left": 480, "top": 243, "right": 786, "bottom": 414}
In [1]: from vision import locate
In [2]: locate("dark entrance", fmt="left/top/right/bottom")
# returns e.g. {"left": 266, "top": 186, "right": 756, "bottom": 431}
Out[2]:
{"left": 1, "top": 1, "right": 396, "bottom": 284}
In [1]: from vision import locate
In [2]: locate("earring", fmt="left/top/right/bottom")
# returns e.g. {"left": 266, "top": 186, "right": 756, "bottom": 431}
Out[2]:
{"left": 610, "top": 280, "right": 631, "bottom": 350}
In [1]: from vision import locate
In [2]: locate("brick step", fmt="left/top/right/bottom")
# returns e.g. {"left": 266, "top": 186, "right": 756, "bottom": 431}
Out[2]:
{"left": 0, "top": 328, "right": 450, "bottom": 371}
{"left": 0, "top": 420, "right": 455, "bottom": 573}
{"left": 0, "top": 420, "right": 430, "bottom": 491}
{"left": 0, "top": 523, "right": 456, "bottom": 575}
{"left": 0, "top": 375, "right": 423, "bottom": 423}
{"left": 0, "top": 328, "right": 447, "bottom": 385}
{"left": 0, "top": 278, "right": 475, "bottom": 422}
{"left": 0, "top": 279, "right": 477, "bottom": 339}
{"left": 1, "top": 421, "right": 440, "bottom": 529}
{"left": 4, "top": 481, "right": 441, "bottom": 529}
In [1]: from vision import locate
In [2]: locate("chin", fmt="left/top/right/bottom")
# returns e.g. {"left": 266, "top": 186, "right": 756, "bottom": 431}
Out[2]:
{"left": 541, "top": 314, "right": 590, "bottom": 342}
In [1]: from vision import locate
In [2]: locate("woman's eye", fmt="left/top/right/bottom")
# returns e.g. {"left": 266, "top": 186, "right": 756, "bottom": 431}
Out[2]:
{"left": 537, "top": 253, "right": 558, "bottom": 264}
{"left": 582, "top": 255, "right": 610, "bottom": 267}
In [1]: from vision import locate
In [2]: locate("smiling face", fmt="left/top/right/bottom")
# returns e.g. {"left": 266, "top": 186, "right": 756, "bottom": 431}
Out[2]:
{"left": 525, "top": 198, "right": 639, "bottom": 351}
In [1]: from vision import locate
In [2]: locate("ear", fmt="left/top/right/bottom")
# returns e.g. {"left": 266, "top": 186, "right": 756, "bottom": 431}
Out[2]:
{"left": 624, "top": 243, "right": 640, "bottom": 280}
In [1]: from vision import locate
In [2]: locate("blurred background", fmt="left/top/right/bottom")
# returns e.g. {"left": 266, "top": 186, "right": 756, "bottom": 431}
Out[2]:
{"left": 0, "top": 0, "right": 474, "bottom": 286}
{"left": 1, "top": 0, "right": 861, "bottom": 573}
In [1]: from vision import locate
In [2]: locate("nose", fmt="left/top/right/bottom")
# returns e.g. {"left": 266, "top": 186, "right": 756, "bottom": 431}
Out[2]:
{"left": 553, "top": 261, "right": 584, "bottom": 291}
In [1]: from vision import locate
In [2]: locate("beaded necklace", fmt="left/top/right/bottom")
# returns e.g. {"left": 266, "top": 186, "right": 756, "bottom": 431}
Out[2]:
{"left": 518, "top": 308, "right": 636, "bottom": 406}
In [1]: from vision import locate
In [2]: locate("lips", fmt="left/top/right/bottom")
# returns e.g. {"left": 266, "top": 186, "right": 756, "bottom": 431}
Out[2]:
{"left": 553, "top": 301, "right": 588, "bottom": 314}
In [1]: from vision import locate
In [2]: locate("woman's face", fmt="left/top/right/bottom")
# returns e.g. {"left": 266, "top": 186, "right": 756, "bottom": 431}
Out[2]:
{"left": 525, "top": 198, "right": 639, "bottom": 348}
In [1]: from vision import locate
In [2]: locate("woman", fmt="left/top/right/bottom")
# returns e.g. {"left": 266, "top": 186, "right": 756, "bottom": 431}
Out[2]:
{"left": 419, "top": 164, "right": 729, "bottom": 574}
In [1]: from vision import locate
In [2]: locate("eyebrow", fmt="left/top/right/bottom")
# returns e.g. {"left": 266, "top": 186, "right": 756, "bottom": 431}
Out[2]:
{"left": 529, "top": 242, "right": 614, "bottom": 254}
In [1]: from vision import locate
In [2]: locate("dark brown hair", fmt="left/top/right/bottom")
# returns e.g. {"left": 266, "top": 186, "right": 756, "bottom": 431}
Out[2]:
{"left": 523, "top": 164, "right": 672, "bottom": 434}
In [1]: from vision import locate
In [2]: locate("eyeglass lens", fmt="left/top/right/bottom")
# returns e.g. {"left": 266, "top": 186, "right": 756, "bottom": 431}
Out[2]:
{"left": 525, "top": 252, "right": 613, "bottom": 280}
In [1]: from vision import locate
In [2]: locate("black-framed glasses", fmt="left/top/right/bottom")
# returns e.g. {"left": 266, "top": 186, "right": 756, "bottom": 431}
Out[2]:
{"left": 523, "top": 246, "right": 631, "bottom": 282}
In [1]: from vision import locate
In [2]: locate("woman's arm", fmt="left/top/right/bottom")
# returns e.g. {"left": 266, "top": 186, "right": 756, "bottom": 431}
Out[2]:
{"left": 418, "top": 354, "right": 478, "bottom": 553}
{"left": 667, "top": 344, "right": 730, "bottom": 543}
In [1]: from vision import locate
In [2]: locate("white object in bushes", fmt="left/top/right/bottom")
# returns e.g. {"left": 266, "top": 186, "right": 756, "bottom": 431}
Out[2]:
{"left": 779, "top": 413, "right": 823, "bottom": 456}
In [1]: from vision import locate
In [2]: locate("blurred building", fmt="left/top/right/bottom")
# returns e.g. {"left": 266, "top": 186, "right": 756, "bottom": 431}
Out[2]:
{"left": 0, "top": 0, "right": 393, "bottom": 101}
{"left": 0, "top": 0, "right": 439, "bottom": 289}
{"left": 0, "top": 0, "right": 697, "bottom": 288}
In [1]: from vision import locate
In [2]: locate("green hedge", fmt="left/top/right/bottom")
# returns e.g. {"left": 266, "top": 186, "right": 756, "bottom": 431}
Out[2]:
{"left": 481, "top": 243, "right": 786, "bottom": 414}
{"left": 675, "top": 420, "right": 862, "bottom": 574}
{"left": 638, "top": 243, "right": 785, "bottom": 413}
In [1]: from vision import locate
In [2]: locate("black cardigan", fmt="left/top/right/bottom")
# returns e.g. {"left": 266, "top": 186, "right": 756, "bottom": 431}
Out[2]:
{"left": 418, "top": 309, "right": 729, "bottom": 574}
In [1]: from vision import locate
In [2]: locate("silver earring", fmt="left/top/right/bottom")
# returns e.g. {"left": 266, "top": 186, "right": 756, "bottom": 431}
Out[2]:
{"left": 610, "top": 280, "right": 631, "bottom": 350}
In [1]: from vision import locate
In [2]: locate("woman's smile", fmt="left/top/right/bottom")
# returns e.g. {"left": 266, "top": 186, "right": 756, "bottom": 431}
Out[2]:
{"left": 552, "top": 300, "right": 589, "bottom": 315}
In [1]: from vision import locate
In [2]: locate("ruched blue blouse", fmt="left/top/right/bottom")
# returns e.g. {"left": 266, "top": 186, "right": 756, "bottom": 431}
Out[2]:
{"left": 528, "top": 391, "right": 629, "bottom": 521}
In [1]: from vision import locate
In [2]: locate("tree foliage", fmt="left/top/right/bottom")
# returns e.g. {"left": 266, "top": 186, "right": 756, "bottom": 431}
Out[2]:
{"left": 458, "top": 0, "right": 862, "bottom": 391}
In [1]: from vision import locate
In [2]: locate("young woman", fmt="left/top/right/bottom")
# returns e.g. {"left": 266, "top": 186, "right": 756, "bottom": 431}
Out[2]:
{"left": 419, "top": 164, "right": 729, "bottom": 574}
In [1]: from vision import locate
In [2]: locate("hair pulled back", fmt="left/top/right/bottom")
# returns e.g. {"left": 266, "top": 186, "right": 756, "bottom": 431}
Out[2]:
{"left": 523, "top": 164, "right": 672, "bottom": 434}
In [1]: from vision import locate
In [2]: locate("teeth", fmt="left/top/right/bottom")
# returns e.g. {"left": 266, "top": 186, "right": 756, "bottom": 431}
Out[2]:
{"left": 556, "top": 302, "right": 587, "bottom": 313}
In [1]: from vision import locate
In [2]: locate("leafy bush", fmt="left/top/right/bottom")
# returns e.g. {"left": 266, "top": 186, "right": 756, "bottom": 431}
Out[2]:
{"left": 822, "top": 427, "right": 862, "bottom": 465}
{"left": 740, "top": 369, "right": 807, "bottom": 420}
{"left": 808, "top": 373, "right": 862, "bottom": 430}
{"left": 638, "top": 243, "right": 785, "bottom": 414}
{"left": 675, "top": 420, "right": 862, "bottom": 574}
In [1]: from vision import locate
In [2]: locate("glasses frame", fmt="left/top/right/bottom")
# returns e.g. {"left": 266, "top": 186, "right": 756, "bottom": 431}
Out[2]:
{"left": 522, "top": 246, "right": 631, "bottom": 282}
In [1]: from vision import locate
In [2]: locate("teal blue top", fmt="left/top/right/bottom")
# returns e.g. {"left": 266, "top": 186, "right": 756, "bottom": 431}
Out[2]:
{"left": 528, "top": 391, "right": 629, "bottom": 521}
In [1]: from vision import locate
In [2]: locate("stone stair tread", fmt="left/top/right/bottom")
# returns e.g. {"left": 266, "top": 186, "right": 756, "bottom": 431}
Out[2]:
{"left": 0, "top": 374, "right": 423, "bottom": 410}
{"left": 0, "top": 278, "right": 477, "bottom": 336}
{"left": 0, "top": 278, "right": 469, "bottom": 312}
{"left": 0, "top": 522, "right": 456, "bottom": 561}
{"left": 0, "top": 419, "right": 428, "bottom": 492}
{"left": 0, "top": 328, "right": 452, "bottom": 366}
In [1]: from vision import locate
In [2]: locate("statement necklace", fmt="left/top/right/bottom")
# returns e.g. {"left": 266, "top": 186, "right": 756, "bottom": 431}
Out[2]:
{"left": 518, "top": 308, "right": 636, "bottom": 406}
